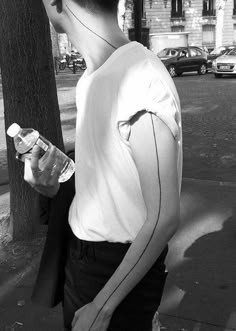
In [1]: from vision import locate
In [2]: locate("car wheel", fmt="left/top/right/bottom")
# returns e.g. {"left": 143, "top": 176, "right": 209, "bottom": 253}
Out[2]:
{"left": 59, "top": 62, "right": 66, "bottom": 70}
{"left": 214, "top": 73, "right": 222, "bottom": 78}
{"left": 168, "top": 65, "right": 176, "bottom": 77}
{"left": 198, "top": 64, "right": 207, "bottom": 75}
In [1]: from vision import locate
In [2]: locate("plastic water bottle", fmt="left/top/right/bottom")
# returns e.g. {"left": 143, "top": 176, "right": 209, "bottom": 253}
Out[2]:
{"left": 7, "top": 123, "right": 75, "bottom": 183}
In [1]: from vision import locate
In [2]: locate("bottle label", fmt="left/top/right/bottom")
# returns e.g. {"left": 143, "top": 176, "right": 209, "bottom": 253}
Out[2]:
{"left": 36, "top": 137, "right": 49, "bottom": 152}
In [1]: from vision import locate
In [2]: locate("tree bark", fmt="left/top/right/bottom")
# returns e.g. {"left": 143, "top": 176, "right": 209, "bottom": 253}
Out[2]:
{"left": 0, "top": 0, "right": 64, "bottom": 240}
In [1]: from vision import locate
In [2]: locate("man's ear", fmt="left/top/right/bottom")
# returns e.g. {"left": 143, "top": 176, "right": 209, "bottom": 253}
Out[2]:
{"left": 50, "top": 0, "right": 62, "bottom": 13}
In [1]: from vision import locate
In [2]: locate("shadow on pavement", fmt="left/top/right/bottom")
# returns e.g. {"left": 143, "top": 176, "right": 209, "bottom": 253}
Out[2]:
{"left": 160, "top": 181, "right": 236, "bottom": 330}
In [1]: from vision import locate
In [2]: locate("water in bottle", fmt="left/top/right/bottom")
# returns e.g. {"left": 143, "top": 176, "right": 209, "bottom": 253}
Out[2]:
{"left": 7, "top": 123, "right": 75, "bottom": 183}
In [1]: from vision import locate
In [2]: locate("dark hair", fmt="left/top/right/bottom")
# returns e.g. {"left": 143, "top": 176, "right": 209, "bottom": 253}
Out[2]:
{"left": 73, "top": 0, "right": 119, "bottom": 14}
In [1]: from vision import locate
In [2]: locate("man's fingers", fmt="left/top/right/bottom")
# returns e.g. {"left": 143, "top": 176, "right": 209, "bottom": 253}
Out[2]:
{"left": 39, "top": 145, "right": 57, "bottom": 172}
{"left": 26, "top": 143, "right": 61, "bottom": 180}
{"left": 24, "top": 158, "right": 32, "bottom": 182}
{"left": 30, "top": 145, "right": 41, "bottom": 174}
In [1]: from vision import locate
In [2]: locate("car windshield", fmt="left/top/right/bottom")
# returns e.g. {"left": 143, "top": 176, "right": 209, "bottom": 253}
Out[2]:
{"left": 158, "top": 49, "right": 178, "bottom": 57}
{"left": 227, "top": 49, "right": 236, "bottom": 56}
{"left": 210, "top": 46, "right": 226, "bottom": 55}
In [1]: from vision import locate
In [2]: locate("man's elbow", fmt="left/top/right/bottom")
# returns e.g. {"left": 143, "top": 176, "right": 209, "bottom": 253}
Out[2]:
{"left": 164, "top": 208, "right": 180, "bottom": 240}
{"left": 170, "top": 211, "right": 180, "bottom": 237}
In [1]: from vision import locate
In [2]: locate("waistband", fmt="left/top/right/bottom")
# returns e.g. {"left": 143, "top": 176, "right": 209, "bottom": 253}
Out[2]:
{"left": 68, "top": 228, "right": 168, "bottom": 264}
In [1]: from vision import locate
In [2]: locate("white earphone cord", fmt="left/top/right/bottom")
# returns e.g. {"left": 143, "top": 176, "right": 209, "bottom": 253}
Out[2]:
{"left": 66, "top": 5, "right": 117, "bottom": 50}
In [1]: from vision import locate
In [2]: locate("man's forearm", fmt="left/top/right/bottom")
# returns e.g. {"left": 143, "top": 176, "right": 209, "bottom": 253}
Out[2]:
{"left": 93, "top": 210, "right": 179, "bottom": 315}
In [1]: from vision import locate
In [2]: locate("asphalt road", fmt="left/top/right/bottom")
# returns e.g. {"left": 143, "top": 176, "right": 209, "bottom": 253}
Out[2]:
{"left": 174, "top": 72, "right": 236, "bottom": 182}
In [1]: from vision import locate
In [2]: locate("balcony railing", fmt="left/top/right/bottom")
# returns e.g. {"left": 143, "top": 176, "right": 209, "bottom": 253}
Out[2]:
{"left": 202, "top": 9, "right": 216, "bottom": 17}
{"left": 171, "top": 10, "right": 185, "bottom": 18}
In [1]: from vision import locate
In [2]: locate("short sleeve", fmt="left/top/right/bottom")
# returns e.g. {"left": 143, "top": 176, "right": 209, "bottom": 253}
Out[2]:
{"left": 145, "top": 76, "right": 181, "bottom": 140}
{"left": 117, "top": 75, "right": 181, "bottom": 141}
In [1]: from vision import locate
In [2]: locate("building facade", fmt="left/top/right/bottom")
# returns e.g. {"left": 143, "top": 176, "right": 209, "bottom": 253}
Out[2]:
{"left": 123, "top": 0, "right": 236, "bottom": 51}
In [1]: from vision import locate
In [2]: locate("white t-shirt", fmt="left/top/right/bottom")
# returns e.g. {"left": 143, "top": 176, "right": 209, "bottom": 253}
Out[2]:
{"left": 68, "top": 42, "right": 182, "bottom": 243}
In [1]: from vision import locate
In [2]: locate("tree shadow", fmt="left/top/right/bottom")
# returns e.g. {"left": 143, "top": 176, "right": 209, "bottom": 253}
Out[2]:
{"left": 172, "top": 215, "right": 236, "bottom": 329}
{"left": 160, "top": 182, "right": 236, "bottom": 330}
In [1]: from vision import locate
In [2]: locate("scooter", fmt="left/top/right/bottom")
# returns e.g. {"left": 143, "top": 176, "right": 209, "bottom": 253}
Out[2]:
{"left": 58, "top": 56, "right": 67, "bottom": 71}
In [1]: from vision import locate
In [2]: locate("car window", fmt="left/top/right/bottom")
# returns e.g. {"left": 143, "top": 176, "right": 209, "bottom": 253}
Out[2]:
{"left": 169, "top": 49, "right": 178, "bottom": 56}
{"left": 221, "top": 49, "right": 230, "bottom": 55}
{"left": 190, "top": 48, "right": 201, "bottom": 57}
{"left": 210, "top": 46, "right": 226, "bottom": 55}
{"left": 158, "top": 48, "right": 178, "bottom": 57}
{"left": 227, "top": 49, "right": 236, "bottom": 56}
{"left": 179, "top": 49, "right": 188, "bottom": 57}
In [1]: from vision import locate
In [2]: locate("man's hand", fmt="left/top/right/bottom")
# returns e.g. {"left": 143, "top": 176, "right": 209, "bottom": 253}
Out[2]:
{"left": 24, "top": 144, "right": 61, "bottom": 198}
{"left": 72, "top": 301, "right": 112, "bottom": 331}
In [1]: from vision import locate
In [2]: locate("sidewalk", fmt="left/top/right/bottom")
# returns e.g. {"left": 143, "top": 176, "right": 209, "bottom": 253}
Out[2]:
{"left": 0, "top": 179, "right": 236, "bottom": 330}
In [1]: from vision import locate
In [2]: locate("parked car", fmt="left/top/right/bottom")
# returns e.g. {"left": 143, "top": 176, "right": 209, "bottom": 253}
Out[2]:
{"left": 157, "top": 46, "right": 208, "bottom": 77}
{"left": 211, "top": 48, "right": 236, "bottom": 78}
{"left": 207, "top": 45, "right": 236, "bottom": 68}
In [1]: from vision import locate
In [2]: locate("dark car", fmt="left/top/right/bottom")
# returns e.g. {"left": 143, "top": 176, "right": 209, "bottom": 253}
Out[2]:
{"left": 207, "top": 45, "right": 236, "bottom": 68}
{"left": 157, "top": 46, "right": 208, "bottom": 77}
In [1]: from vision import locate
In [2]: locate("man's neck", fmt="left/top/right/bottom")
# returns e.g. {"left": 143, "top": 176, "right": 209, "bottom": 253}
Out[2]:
{"left": 64, "top": 5, "right": 130, "bottom": 75}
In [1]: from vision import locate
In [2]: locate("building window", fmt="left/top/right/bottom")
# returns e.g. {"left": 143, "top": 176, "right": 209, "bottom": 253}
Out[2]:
{"left": 171, "top": 0, "right": 184, "bottom": 18}
{"left": 202, "top": 24, "right": 215, "bottom": 47}
{"left": 202, "top": 0, "right": 216, "bottom": 17}
{"left": 171, "top": 25, "right": 185, "bottom": 32}
{"left": 234, "top": 0, "right": 236, "bottom": 15}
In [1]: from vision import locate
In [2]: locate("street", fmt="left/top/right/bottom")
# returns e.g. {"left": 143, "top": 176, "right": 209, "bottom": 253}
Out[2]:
{"left": 174, "top": 72, "right": 236, "bottom": 182}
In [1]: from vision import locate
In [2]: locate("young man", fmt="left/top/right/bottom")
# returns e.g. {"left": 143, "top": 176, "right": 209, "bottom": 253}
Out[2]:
{"left": 24, "top": 0, "right": 182, "bottom": 330}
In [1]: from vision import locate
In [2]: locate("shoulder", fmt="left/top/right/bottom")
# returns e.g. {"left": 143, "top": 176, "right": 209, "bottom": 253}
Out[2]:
{"left": 122, "top": 44, "right": 179, "bottom": 101}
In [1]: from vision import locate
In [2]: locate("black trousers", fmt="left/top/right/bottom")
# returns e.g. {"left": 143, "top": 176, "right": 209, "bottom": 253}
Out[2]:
{"left": 63, "top": 229, "right": 168, "bottom": 331}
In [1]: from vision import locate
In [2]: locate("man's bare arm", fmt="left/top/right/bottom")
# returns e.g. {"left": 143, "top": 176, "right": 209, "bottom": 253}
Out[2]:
{"left": 92, "top": 112, "right": 180, "bottom": 320}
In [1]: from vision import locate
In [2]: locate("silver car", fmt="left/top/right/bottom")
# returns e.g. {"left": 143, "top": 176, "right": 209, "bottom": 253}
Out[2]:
{"left": 212, "top": 48, "right": 236, "bottom": 78}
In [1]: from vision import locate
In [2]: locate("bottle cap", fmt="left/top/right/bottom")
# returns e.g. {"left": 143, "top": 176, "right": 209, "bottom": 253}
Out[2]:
{"left": 7, "top": 123, "right": 21, "bottom": 138}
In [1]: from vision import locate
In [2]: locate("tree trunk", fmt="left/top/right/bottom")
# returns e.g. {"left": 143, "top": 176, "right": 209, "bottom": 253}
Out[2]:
{"left": 0, "top": 1, "right": 64, "bottom": 240}
{"left": 215, "top": 0, "right": 227, "bottom": 48}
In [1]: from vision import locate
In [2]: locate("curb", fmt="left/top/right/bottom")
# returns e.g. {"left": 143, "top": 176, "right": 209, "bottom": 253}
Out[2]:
{"left": 159, "top": 313, "right": 236, "bottom": 331}
{"left": 183, "top": 177, "right": 236, "bottom": 188}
